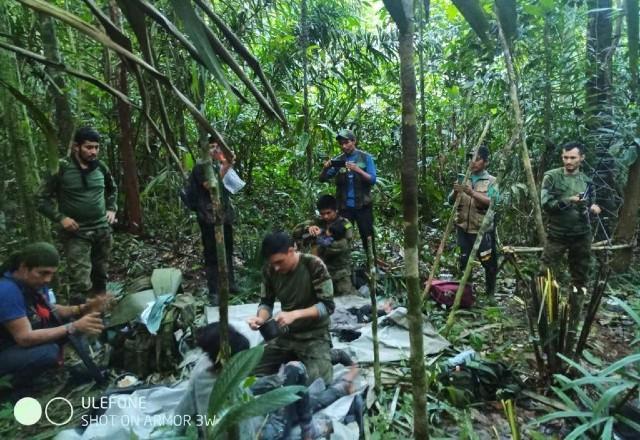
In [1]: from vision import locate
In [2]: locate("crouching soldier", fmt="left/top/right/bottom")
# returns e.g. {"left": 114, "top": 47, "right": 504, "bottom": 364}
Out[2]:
{"left": 0, "top": 243, "right": 108, "bottom": 395}
{"left": 293, "top": 195, "right": 356, "bottom": 296}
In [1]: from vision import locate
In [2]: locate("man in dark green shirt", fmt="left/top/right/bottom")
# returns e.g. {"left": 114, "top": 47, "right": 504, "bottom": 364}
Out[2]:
{"left": 292, "top": 195, "right": 356, "bottom": 296}
{"left": 37, "top": 127, "right": 117, "bottom": 303}
{"left": 247, "top": 231, "right": 335, "bottom": 384}
{"left": 540, "top": 141, "right": 601, "bottom": 291}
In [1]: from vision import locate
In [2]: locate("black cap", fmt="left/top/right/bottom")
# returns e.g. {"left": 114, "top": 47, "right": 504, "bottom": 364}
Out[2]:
{"left": 336, "top": 129, "right": 355, "bottom": 141}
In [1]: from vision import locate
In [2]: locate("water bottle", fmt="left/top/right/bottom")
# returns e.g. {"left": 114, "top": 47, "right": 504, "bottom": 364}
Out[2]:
{"left": 47, "top": 288, "right": 57, "bottom": 305}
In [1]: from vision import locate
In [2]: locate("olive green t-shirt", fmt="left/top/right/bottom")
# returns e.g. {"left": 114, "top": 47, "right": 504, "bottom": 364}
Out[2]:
{"left": 541, "top": 167, "right": 593, "bottom": 238}
{"left": 259, "top": 253, "right": 334, "bottom": 337}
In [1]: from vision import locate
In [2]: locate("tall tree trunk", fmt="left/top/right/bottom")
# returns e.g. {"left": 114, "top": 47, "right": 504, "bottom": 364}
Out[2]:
{"left": 38, "top": 14, "right": 74, "bottom": 158}
{"left": 418, "top": 0, "right": 430, "bottom": 183}
{"left": 110, "top": 2, "right": 142, "bottom": 234}
{"left": 537, "top": 13, "right": 555, "bottom": 185}
{"left": 383, "top": 1, "right": 429, "bottom": 438}
{"left": 586, "top": 0, "right": 616, "bottom": 237}
{"left": 301, "top": 0, "right": 312, "bottom": 174}
{"left": 612, "top": 0, "right": 640, "bottom": 271}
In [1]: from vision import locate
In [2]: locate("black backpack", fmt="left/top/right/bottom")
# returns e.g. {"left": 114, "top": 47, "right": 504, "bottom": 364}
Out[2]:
{"left": 179, "top": 171, "right": 199, "bottom": 211}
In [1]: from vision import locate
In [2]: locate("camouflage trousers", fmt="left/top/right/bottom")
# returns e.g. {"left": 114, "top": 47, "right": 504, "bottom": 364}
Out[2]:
{"left": 331, "top": 269, "right": 356, "bottom": 296}
{"left": 540, "top": 233, "right": 592, "bottom": 290}
{"left": 60, "top": 228, "right": 113, "bottom": 304}
{"left": 253, "top": 331, "right": 332, "bottom": 385}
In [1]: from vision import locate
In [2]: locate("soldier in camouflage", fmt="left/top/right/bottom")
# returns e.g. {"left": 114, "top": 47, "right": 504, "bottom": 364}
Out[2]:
{"left": 292, "top": 195, "right": 356, "bottom": 296}
{"left": 37, "top": 127, "right": 117, "bottom": 304}
{"left": 540, "top": 141, "right": 601, "bottom": 291}
{"left": 247, "top": 231, "right": 335, "bottom": 384}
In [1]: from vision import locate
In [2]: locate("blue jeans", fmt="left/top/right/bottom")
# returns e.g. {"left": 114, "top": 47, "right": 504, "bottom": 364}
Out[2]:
{"left": 0, "top": 343, "right": 59, "bottom": 385}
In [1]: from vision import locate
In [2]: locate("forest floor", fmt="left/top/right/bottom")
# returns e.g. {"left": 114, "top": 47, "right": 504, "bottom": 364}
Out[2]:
{"left": 2, "top": 230, "right": 638, "bottom": 439}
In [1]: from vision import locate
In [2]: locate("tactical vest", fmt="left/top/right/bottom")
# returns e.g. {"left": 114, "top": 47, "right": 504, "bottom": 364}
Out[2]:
{"left": 455, "top": 173, "right": 496, "bottom": 234}
{"left": 335, "top": 150, "right": 373, "bottom": 210}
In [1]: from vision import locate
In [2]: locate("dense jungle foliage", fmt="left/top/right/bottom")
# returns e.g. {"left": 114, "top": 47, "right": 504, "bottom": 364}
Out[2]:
{"left": 0, "top": 0, "right": 639, "bottom": 438}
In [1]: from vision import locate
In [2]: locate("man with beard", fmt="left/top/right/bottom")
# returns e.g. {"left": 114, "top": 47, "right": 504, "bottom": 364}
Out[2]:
{"left": 540, "top": 141, "right": 601, "bottom": 291}
{"left": 37, "top": 127, "right": 117, "bottom": 304}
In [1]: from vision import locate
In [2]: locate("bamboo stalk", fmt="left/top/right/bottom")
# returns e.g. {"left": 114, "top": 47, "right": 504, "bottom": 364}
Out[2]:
{"left": 367, "top": 236, "right": 381, "bottom": 393}
{"left": 502, "top": 243, "right": 634, "bottom": 253}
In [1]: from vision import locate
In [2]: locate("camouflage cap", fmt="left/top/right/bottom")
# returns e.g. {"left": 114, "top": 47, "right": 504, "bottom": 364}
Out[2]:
{"left": 336, "top": 129, "right": 356, "bottom": 141}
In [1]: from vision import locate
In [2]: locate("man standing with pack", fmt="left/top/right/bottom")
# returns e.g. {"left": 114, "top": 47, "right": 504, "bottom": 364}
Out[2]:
{"left": 293, "top": 194, "right": 356, "bottom": 296}
{"left": 37, "top": 127, "right": 117, "bottom": 304}
{"left": 450, "top": 145, "right": 499, "bottom": 295}
{"left": 247, "top": 231, "right": 334, "bottom": 385}
{"left": 190, "top": 135, "right": 239, "bottom": 305}
{"left": 540, "top": 141, "right": 601, "bottom": 291}
{"left": 320, "top": 129, "right": 377, "bottom": 262}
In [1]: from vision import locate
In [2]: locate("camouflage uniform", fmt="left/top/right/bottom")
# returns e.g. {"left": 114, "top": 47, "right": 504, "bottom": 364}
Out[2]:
{"left": 254, "top": 253, "right": 335, "bottom": 384}
{"left": 37, "top": 158, "right": 117, "bottom": 303}
{"left": 292, "top": 217, "right": 356, "bottom": 296}
{"left": 540, "top": 167, "right": 594, "bottom": 290}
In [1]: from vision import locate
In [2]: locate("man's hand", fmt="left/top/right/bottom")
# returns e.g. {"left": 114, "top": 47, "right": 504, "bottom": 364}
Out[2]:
{"left": 85, "top": 294, "right": 115, "bottom": 314}
{"left": 106, "top": 210, "right": 117, "bottom": 224}
{"left": 247, "top": 316, "right": 265, "bottom": 330}
{"left": 568, "top": 195, "right": 582, "bottom": 203}
{"left": 61, "top": 217, "right": 79, "bottom": 232}
{"left": 345, "top": 161, "right": 362, "bottom": 173}
{"left": 308, "top": 225, "right": 322, "bottom": 237}
{"left": 590, "top": 204, "right": 602, "bottom": 215}
{"left": 275, "top": 311, "right": 298, "bottom": 327}
{"left": 73, "top": 312, "right": 104, "bottom": 336}
{"left": 453, "top": 183, "right": 472, "bottom": 196}
{"left": 323, "top": 159, "right": 332, "bottom": 169}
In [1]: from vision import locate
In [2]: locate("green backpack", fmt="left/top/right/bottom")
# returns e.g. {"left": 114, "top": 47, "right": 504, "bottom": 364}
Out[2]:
{"left": 110, "top": 294, "right": 196, "bottom": 377}
{"left": 437, "top": 359, "right": 523, "bottom": 407}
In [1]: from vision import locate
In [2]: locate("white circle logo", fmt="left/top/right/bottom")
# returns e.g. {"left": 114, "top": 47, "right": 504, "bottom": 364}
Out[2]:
{"left": 14, "top": 397, "right": 42, "bottom": 425}
{"left": 45, "top": 397, "right": 74, "bottom": 426}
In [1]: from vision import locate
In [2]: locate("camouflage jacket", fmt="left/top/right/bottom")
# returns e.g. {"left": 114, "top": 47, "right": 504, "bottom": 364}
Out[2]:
{"left": 541, "top": 167, "right": 594, "bottom": 238}
{"left": 292, "top": 217, "right": 353, "bottom": 277}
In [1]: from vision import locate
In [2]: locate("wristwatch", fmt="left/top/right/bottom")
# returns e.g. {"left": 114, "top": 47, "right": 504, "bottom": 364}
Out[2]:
{"left": 65, "top": 322, "right": 77, "bottom": 335}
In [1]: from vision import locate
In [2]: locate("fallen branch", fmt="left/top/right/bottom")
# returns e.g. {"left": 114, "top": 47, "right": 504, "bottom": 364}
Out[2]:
{"left": 502, "top": 243, "right": 634, "bottom": 254}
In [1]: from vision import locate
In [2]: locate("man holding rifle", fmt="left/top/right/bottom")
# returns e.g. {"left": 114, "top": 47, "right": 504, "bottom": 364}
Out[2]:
{"left": 0, "top": 242, "right": 108, "bottom": 395}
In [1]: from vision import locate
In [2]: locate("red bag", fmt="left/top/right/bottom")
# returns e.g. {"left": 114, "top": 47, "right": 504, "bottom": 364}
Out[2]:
{"left": 429, "top": 280, "right": 475, "bottom": 308}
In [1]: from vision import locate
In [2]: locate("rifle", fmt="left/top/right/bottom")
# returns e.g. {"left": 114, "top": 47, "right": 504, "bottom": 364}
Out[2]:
{"left": 42, "top": 294, "right": 108, "bottom": 385}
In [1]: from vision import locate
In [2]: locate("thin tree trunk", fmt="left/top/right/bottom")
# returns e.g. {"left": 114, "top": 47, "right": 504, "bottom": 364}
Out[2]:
{"left": 496, "top": 14, "right": 547, "bottom": 246}
{"left": 612, "top": 0, "right": 640, "bottom": 271}
{"left": 301, "top": 0, "right": 312, "bottom": 174}
{"left": 110, "top": 2, "right": 142, "bottom": 234}
{"left": 383, "top": 1, "right": 429, "bottom": 437}
{"left": 418, "top": 0, "right": 430, "bottom": 183}
{"left": 537, "top": 13, "right": 554, "bottom": 185}
{"left": 586, "top": 0, "right": 616, "bottom": 237}
{"left": 38, "top": 14, "right": 74, "bottom": 159}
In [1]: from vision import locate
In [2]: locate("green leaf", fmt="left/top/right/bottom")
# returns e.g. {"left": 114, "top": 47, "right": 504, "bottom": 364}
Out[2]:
{"left": 169, "top": 0, "right": 233, "bottom": 96}
{"left": 593, "top": 384, "right": 633, "bottom": 416}
{"left": 564, "top": 417, "right": 610, "bottom": 440}
{"left": 151, "top": 268, "right": 183, "bottom": 295}
{"left": 611, "top": 297, "right": 640, "bottom": 327}
{"left": 535, "top": 410, "right": 594, "bottom": 425}
{"left": 208, "top": 345, "right": 265, "bottom": 419}
{"left": 212, "top": 386, "right": 305, "bottom": 438}
{"left": 599, "top": 353, "right": 640, "bottom": 377}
